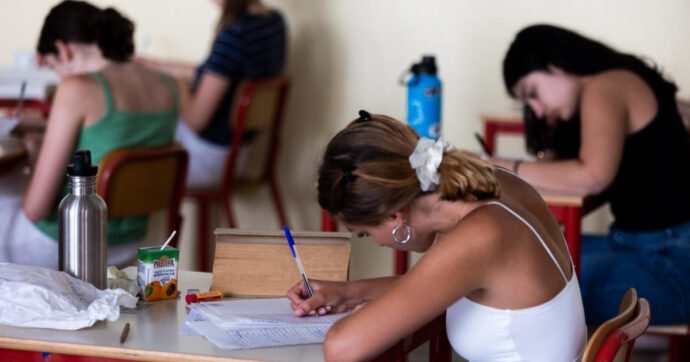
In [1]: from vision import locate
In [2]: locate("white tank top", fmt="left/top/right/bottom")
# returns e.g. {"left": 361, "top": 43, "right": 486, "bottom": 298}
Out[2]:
{"left": 446, "top": 201, "right": 587, "bottom": 362}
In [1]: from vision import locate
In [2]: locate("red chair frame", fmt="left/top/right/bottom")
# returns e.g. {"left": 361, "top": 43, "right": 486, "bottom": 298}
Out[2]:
{"left": 594, "top": 298, "right": 651, "bottom": 362}
{"left": 0, "top": 98, "right": 52, "bottom": 117}
{"left": 186, "top": 75, "right": 290, "bottom": 271}
{"left": 481, "top": 115, "right": 524, "bottom": 156}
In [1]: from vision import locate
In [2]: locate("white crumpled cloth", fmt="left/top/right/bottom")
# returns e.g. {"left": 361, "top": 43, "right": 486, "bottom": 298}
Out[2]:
{"left": 0, "top": 263, "right": 138, "bottom": 330}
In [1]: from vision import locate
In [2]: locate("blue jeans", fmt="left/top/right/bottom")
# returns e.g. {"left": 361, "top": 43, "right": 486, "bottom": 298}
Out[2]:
{"left": 580, "top": 220, "right": 690, "bottom": 326}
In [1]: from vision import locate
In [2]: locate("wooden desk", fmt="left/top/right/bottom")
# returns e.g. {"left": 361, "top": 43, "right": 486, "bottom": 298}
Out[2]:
{"left": 0, "top": 268, "right": 450, "bottom": 361}
{"left": 0, "top": 269, "right": 325, "bottom": 361}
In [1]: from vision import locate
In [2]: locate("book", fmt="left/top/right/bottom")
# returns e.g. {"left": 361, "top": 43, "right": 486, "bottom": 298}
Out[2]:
{"left": 211, "top": 229, "right": 351, "bottom": 297}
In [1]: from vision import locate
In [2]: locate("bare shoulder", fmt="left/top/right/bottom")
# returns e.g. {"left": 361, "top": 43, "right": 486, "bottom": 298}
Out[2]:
{"left": 48, "top": 74, "right": 104, "bottom": 125}
{"left": 407, "top": 203, "right": 509, "bottom": 300}
{"left": 583, "top": 70, "right": 657, "bottom": 130}
{"left": 431, "top": 205, "right": 506, "bottom": 263}
{"left": 585, "top": 70, "right": 652, "bottom": 100}
{"left": 54, "top": 74, "right": 102, "bottom": 103}
{"left": 59, "top": 73, "right": 100, "bottom": 92}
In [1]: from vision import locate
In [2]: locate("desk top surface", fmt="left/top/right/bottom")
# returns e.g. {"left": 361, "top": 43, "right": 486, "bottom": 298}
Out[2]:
{"left": 0, "top": 268, "right": 325, "bottom": 362}
{"left": 538, "top": 189, "right": 584, "bottom": 207}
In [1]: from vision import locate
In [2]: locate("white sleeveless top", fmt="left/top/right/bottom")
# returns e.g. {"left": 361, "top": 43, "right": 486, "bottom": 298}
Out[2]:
{"left": 446, "top": 201, "right": 587, "bottom": 362}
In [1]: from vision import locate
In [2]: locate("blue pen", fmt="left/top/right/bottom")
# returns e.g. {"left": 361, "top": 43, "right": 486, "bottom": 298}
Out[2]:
{"left": 283, "top": 225, "right": 314, "bottom": 297}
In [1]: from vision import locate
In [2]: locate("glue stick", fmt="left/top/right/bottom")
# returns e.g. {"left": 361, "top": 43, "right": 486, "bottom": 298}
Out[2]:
{"left": 185, "top": 290, "right": 223, "bottom": 304}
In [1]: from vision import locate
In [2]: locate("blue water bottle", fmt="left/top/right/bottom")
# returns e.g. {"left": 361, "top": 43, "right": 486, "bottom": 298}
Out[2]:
{"left": 404, "top": 55, "right": 442, "bottom": 139}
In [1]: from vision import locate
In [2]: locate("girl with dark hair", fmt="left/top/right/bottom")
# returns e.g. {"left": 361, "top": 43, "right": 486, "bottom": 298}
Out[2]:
{"left": 493, "top": 24, "right": 690, "bottom": 325}
{"left": 286, "top": 111, "right": 586, "bottom": 361}
{"left": 137, "top": 0, "right": 287, "bottom": 189}
{"left": 0, "top": 0, "right": 178, "bottom": 268}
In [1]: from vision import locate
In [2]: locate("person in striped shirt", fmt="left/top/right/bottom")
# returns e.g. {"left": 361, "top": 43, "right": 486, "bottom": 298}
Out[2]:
{"left": 139, "top": 0, "right": 287, "bottom": 188}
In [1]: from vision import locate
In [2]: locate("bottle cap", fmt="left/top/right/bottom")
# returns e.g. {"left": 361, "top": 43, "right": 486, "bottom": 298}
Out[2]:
{"left": 417, "top": 55, "right": 437, "bottom": 75}
{"left": 67, "top": 150, "right": 98, "bottom": 177}
{"left": 185, "top": 293, "right": 198, "bottom": 304}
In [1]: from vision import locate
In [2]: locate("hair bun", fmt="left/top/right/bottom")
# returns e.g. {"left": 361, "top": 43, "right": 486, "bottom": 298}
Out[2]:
{"left": 98, "top": 7, "right": 134, "bottom": 61}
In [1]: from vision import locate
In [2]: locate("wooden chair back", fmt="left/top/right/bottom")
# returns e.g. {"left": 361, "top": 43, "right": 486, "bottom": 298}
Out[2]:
{"left": 222, "top": 74, "right": 290, "bottom": 188}
{"left": 582, "top": 288, "right": 640, "bottom": 362}
{"left": 593, "top": 298, "right": 651, "bottom": 362}
{"left": 184, "top": 75, "right": 290, "bottom": 271}
{"left": 97, "top": 143, "right": 188, "bottom": 246}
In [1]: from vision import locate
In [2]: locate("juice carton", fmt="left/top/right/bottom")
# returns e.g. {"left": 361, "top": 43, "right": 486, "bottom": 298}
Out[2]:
{"left": 137, "top": 246, "right": 179, "bottom": 301}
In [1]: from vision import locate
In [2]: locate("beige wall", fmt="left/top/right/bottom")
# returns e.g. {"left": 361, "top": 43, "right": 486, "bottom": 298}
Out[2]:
{"left": 3, "top": 0, "right": 690, "bottom": 277}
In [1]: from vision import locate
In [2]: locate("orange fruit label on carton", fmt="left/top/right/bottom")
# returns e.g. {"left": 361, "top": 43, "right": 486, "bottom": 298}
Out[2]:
{"left": 137, "top": 246, "right": 179, "bottom": 301}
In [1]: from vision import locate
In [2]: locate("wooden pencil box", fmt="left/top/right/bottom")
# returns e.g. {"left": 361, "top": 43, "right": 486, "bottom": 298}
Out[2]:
{"left": 211, "top": 228, "right": 351, "bottom": 297}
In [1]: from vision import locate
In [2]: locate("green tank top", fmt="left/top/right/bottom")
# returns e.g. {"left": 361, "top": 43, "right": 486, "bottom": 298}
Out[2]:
{"left": 35, "top": 72, "right": 178, "bottom": 245}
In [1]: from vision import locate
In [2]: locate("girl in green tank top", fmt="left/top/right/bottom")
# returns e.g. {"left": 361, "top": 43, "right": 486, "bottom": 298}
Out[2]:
{"left": 0, "top": 1, "right": 180, "bottom": 268}
{"left": 34, "top": 72, "right": 178, "bottom": 245}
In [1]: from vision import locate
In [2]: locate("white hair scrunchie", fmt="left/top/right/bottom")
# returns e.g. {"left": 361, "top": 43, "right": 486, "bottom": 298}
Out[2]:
{"left": 408, "top": 137, "right": 453, "bottom": 191}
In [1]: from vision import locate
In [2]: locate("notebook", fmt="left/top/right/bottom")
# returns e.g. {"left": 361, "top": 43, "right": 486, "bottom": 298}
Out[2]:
{"left": 183, "top": 297, "right": 348, "bottom": 350}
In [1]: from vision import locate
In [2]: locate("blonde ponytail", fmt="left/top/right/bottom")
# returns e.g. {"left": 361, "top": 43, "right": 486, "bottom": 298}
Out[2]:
{"left": 437, "top": 149, "right": 501, "bottom": 202}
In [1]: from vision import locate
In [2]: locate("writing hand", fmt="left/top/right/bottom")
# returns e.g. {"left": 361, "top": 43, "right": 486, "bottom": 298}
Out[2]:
{"left": 286, "top": 279, "right": 350, "bottom": 317}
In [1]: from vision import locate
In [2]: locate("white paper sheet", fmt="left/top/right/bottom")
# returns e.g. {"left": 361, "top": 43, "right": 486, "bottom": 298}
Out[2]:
{"left": 186, "top": 317, "right": 330, "bottom": 350}
{"left": 192, "top": 298, "right": 346, "bottom": 328}
{"left": 178, "top": 309, "right": 205, "bottom": 336}
{"left": 181, "top": 298, "right": 347, "bottom": 350}
{"left": 0, "top": 117, "right": 19, "bottom": 136}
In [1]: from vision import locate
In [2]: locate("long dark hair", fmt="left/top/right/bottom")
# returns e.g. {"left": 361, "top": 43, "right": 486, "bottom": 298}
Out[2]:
{"left": 503, "top": 24, "right": 677, "bottom": 96}
{"left": 523, "top": 104, "right": 581, "bottom": 159}
{"left": 503, "top": 24, "right": 677, "bottom": 159}
{"left": 216, "top": 0, "right": 253, "bottom": 35}
{"left": 37, "top": 0, "right": 135, "bottom": 62}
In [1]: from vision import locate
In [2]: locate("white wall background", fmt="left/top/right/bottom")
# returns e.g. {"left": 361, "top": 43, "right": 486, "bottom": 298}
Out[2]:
{"left": 2, "top": 0, "right": 689, "bottom": 278}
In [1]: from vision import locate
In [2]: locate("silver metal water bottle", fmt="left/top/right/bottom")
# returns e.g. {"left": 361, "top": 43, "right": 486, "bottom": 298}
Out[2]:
{"left": 58, "top": 150, "right": 107, "bottom": 289}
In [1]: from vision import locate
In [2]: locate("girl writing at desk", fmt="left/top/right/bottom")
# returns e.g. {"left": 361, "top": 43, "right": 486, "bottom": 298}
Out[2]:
{"left": 0, "top": 0, "right": 178, "bottom": 268}
{"left": 492, "top": 24, "right": 690, "bottom": 325}
{"left": 287, "top": 111, "right": 586, "bottom": 361}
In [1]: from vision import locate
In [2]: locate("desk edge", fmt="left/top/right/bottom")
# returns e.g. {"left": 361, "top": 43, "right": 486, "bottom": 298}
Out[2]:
{"left": 0, "top": 336, "right": 257, "bottom": 362}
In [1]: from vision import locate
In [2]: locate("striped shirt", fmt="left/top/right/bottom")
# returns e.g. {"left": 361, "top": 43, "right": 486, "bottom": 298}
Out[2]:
{"left": 195, "top": 10, "right": 287, "bottom": 145}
